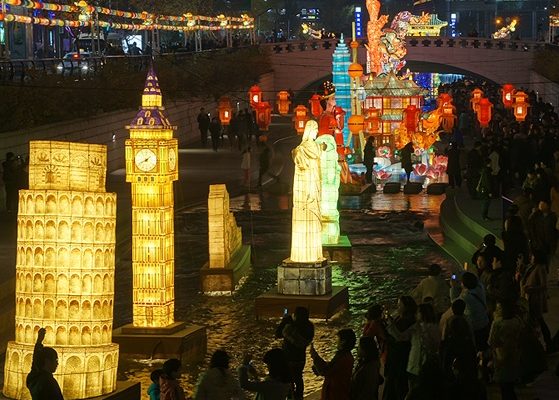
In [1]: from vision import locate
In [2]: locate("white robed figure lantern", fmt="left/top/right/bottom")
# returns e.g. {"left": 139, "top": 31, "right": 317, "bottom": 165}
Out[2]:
{"left": 316, "top": 134, "right": 341, "bottom": 245}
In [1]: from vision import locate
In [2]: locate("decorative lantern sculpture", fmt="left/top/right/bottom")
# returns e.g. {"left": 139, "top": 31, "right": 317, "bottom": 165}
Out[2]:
{"left": 365, "top": 107, "right": 381, "bottom": 135}
{"left": 437, "top": 93, "right": 452, "bottom": 108}
{"left": 348, "top": 115, "right": 365, "bottom": 135}
{"left": 333, "top": 106, "right": 346, "bottom": 130}
{"left": 218, "top": 96, "right": 233, "bottom": 126}
{"left": 318, "top": 112, "right": 338, "bottom": 136}
{"left": 248, "top": 85, "right": 262, "bottom": 109}
{"left": 470, "top": 88, "right": 484, "bottom": 113}
{"left": 255, "top": 101, "right": 272, "bottom": 131}
{"left": 403, "top": 105, "right": 420, "bottom": 132}
{"left": 476, "top": 97, "right": 493, "bottom": 128}
{"left": 276, "top": 90, "right": 291, "bottom": 115}
{"left": 348, "top": 62, "right": 364, "bottom": 79}
{"left": 293, "top": 105, "right": 309, "bottom": 134}
{"left": 502, "top": 84, "right": 515, "bottom": 109}
{"left": 309, "top": 94, "right": 323, "bottom": 118}
{"left": 513, "top": 91, "right": 529, "bottom": 122}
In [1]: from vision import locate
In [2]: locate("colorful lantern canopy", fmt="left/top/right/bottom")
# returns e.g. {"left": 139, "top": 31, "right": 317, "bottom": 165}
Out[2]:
{"left": 255, "top": 101, "right": 272, "bottom": 131}
{"left": 441, "top": 102, "right": 456, "bottom": 132}
{"left": 309, "top": 94, "right": 323, "bottom": 118}
{"left": 333, "top": 106, "right": 346, "bottom": 130}
{"left": 248, "top": 85, "right": 262, "bottom": 109}
{"left": 470, "top": 88, "right": 484, "bottom": 113}
{"left": 276, "top": 90, "right": 291, "bottom": 115}
{"left": 348, "top": 115, "right": 365, "bottom": 135}
{"left": 502, "top": 84, "right": 515, "bottom": 108}
{"left": 403, "top": 105, "right": 421, "bottom": 132}
{"left": 364, "top": 107, "right": 381, "bottom": 135}
{"left": 218, "top": 96, "right": 233, "bottom": 126}
{"left": 293, "top": 105, "right": 309, "bottom": 134}
{"left": 476, "top": 97, "right": 493, "bottom": 128}
{"left": 513, "top": 91, "right": 529, "bottom": 122}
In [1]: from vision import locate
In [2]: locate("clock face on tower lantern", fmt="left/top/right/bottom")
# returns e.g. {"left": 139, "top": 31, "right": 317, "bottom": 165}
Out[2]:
{"left": 134, "top": 148, "right": 158, "bottom": 172}
{"left": 168, "top": 148, "right": 177, "bottom": 171}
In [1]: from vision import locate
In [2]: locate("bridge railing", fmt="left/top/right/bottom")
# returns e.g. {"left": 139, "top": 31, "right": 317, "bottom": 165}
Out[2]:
{"left": 0, "top": 45, "right": 254, "bottom": 82}
{"left": 259, "top": 37, "right": 546, "bottom": 54}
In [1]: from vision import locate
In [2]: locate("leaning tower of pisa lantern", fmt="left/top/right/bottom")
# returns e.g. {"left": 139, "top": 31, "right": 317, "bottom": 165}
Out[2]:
{"left": 3, "top": 141, "right": 119, "bottom": 400}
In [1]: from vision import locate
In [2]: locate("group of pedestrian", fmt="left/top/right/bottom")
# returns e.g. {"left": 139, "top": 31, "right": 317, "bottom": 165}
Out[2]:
{"left": 197, "top": 107, "right": 258, "bottom": 152}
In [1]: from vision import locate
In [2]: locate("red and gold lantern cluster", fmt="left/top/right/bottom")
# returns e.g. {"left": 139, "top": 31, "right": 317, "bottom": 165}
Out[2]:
{"left": 293, "top": 105, "right": 309, "bottom": 134}
{"left": 276, "top": 90, "right": 291, "bottom": 115}
{"left": 218, "top": 96, "right": 232, "bottom": 126}
{"left": 476, "top": 98, "right": 493, "bottom": 128}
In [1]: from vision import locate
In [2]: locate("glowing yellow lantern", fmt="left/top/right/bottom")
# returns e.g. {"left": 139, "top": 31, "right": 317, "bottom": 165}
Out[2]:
{"left": 218, "top": 96, "right": 233, "bottom": 126}
{"left": 513, "top": 91, "right": 529, "bottom": 122}
{"left": 276, "top": 90, "right": 291, "bottom": 115}
{"left": 3, "top": 141, "right": 119, "bottom": 399}
{"left": 125, "top": 67, "right": 178, "bottom": 328}
{"left": 293, "top": 105, "right": 309, "bottom": 134}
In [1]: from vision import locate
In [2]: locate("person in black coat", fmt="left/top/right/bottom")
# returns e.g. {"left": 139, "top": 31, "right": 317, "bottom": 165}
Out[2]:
{"left": 197, "top": 108, "right": 210, "bottom": 147}
{"left": 209, "top": 117, "right": 221, "bottom": 152}
{"left": 26, "top": 328, "right": 64, "bottom": 400}
{"left": 400, "top": 142, "right": 414, "bottom": 183}
{"left": 467, "top": 141, "right": 484, "bottom": 199}
{"left": 363, "top": 137, "right": 376, "bottom": 184}
{"left": 446, "top": 142, "right": 461, "bottom": 188}
{"left": 275, "top": 306, "right": 314, "bottom": 400}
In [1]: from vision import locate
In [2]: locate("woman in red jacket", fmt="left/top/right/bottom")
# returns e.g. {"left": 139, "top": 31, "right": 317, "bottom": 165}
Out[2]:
{"left": 310, "top": 328, "right": 356, "bottom": 400}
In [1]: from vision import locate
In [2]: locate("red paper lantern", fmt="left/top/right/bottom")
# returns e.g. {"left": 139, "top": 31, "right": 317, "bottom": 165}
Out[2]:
{"left": 502, "top": 84, "right": 515, "bottom": 109}
{"left": 403, "top": 105, "right": 420, "bottom": 132}
{"left": 276, "top": 90, "right": 291, "bottom": 115}
{"left": 513, "top": 91, "right": 529, "bottom": 122}
{"left": 365, "top": 107, "right": 381, "bottom": 135}
{"left": 248, "top": 85, "right": 262, "bottom": 109}
{"left": 333, "top": 106, "right": 346, "bottom": 130}
{"left": 293, "top": 105, "right": 309, "bottom": 134}
{"left": 218, "top": 96, "right": 233, "bottom": 126}
{"left": 348, "top": 115, "right": 365, "bottom": 135}
{"left": 255, "top": 101, "right": 272, "bottom": 131}
{"left": 309, "top": 94, "right": 323, "bottom": 118}
{"left": 470, "top": 88, "right": 484, "bottom": 113}
{"left": 476, "top": 97, "right": 493, "bottom": 128}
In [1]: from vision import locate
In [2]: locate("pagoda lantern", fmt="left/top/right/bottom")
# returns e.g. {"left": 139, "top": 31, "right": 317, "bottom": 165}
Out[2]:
{"left": 441, "top": 102, "right": 456, "bottom": 132}
{"left": 293, "top": 105, "right": 309, "bottom": 134}
{"left": 333, "top": 106, "right": 346, "bottom": 130}
{"left": 309, "top": 94, "right": 323, "bottom": 118}
{"left": 403, "top": 105, "right": 420, "bottom": 132}
{"left": 276, "top": 90, "right": 291, "bottom": 115}
{"left": 502, "top": 84, "right": 515, "bottom": 108}
{"left": 248, "top": 85, "right": 262, "bottom": 108}
{"left": 218, "top": 96, "right": 233, "bottom": 126}
{"left": 470, "top": 88, "right": 484, "bottom": 113}
{"left": 348, "top": 115, "right": 365, "bottom": 135}
{"left": 513, "top": 91, "right": 529, "bottom": 122}
{"left": 476, "top": 97, "right": 493, "bottom": 128}
{"left": 364, "top": 107, "right": 381, "bottom": 135}
{"left": 255, "top": 101, "right": 272, "bottom": 131}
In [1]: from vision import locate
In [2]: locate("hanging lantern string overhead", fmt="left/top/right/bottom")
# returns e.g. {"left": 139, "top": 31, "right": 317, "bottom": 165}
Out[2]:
{"left": 0, "top": 0, "right": 254, "bottom": 31}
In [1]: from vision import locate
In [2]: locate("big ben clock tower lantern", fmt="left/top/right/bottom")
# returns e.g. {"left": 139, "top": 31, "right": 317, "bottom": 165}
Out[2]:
{"left": 125, "top": 67, "right": 178, "bottom": 329}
